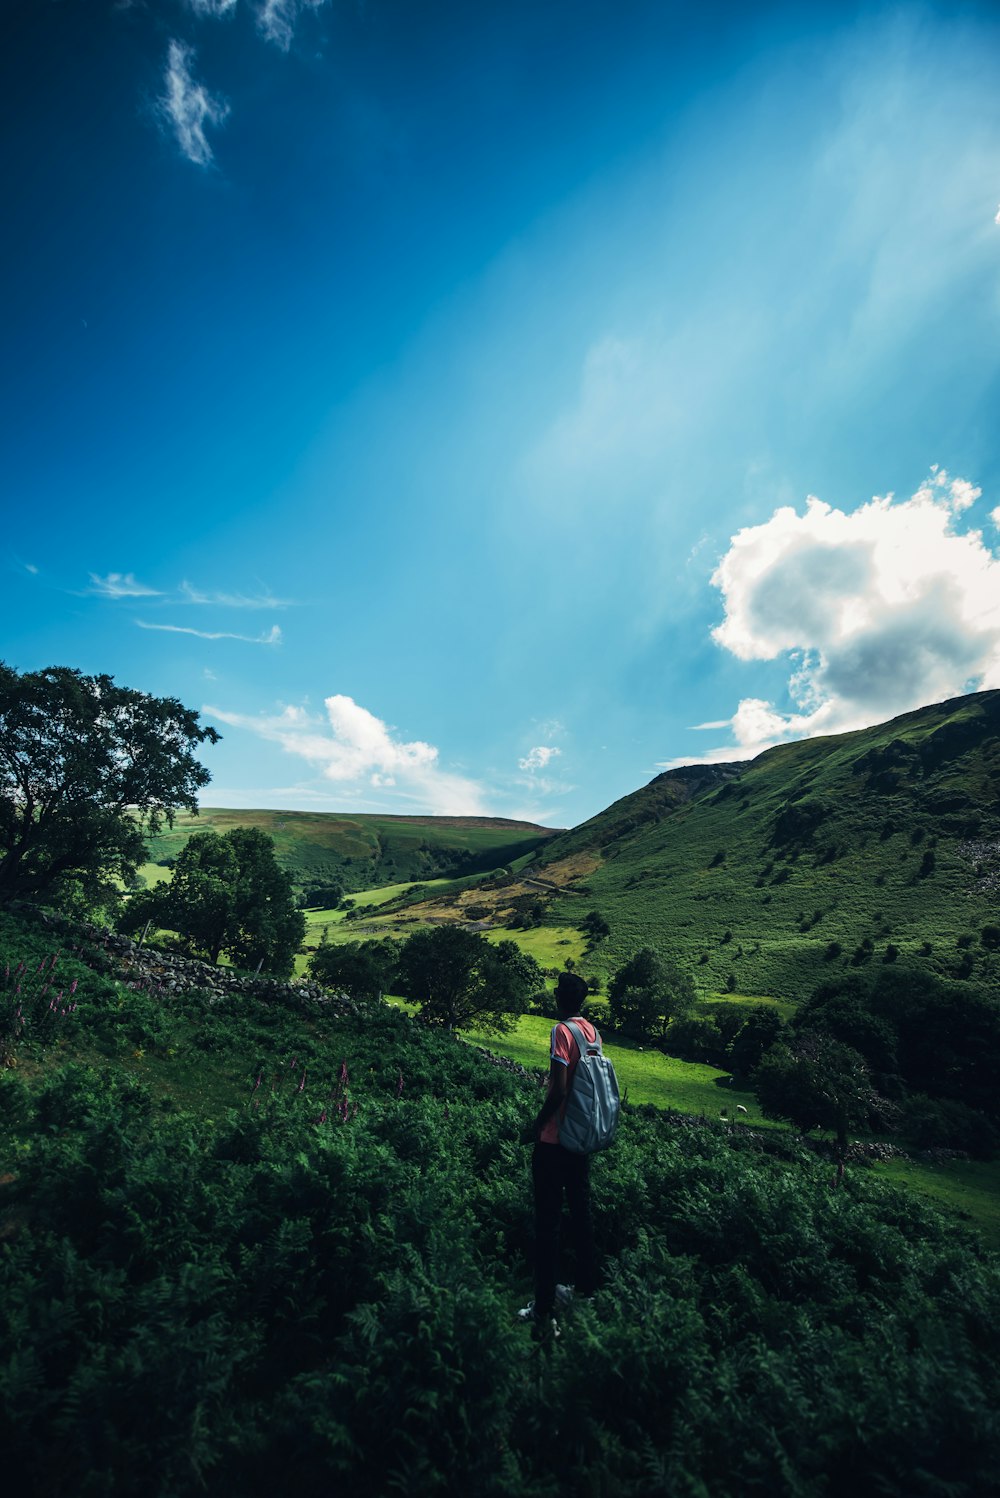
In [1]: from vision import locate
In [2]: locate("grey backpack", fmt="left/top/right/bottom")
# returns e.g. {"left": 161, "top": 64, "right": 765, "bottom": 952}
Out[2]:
{"left": 558, "top": 1019, "right": 621, "bottom": 1154}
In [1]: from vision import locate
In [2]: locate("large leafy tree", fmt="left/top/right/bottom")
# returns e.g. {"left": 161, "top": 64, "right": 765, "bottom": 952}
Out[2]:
{"left": 0, "top": 663, "right": 218, "bottom": 910}
{"left": 395, "top": 926, "right": 543, "bottom": 1032}
{"left": 127, "top": 827, "right": 305, "bottom": 976}
{"left": 753, "top": 1033, "right": 893, "bottom": 1153}
{"left": 608, "top": 947, "right": 695, "bottom": 1040}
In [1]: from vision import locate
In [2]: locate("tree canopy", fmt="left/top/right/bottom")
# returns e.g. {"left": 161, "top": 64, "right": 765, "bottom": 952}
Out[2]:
{"left": 608, "top": 947, "right": 695, "bottom": 1040}
{"left": 395, "top": 926, "right": 543, "bottom": 1032}
{"left": 126, "top": 827, "right": 304, "bottom": 977}
{"left": 309, "top": 938, "right": 398, "bottom": 1004}
{"left": 0, "top": 662, "right": 218, "bottom": 910}
{"left": 753, "top": 1033, "right": 892, "bottom": 1152}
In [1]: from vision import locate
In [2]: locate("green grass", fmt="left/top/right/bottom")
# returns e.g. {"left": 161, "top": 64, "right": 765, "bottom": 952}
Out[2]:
{"left": 539, "top": 690, "right": 1000, "bottom": 1002}
{"left": 873, "top": 1158, "right": 1000, "bottom": 1248}
{"left": 483, "top": 924, "right": 587, "bottom": 969}
{"left": 701, "top": 991, "right": 799, "bottom": 1022}
{"left": 142, "top": 807, "right": 556, "bottom": 896}
{"left": 383, "top": 1003, "right": 772, "bottom": 1125}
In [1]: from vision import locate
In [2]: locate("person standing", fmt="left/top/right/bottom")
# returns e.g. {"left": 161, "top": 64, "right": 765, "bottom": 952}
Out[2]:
{"left": 520, "top": 970, "right": 599, "bottom": 1333}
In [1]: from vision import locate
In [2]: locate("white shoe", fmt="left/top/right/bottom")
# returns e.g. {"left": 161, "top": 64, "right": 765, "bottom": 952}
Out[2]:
{"left": 516, "top": 1301, "right": 561, "bottom": 1337}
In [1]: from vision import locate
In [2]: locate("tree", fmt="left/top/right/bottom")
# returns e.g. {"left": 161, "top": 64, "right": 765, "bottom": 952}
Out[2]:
{"left": 302, "top": 882, "right": 344, "bottom": 910}
{"left": 727, "top": 1005, "right": 785, "bottom": 1078}
{"left": 753, "top": 1034, "right": 890, "bottom": 1152}
{"left": 581, "top": 910, "right": 611, "bottom": 942}
{"left": 126, "top": 827, "right": 305, "bottom": 977}
{"left": 309, "top": 939, "right": 398, "bottom": 1004}
{"left": 0, "top": 663, "right": 218, "bottom": 909}
{"left": 395, "top": 926, "right": 543, "bottom": 1033}
{"left": 607, "top": 948, "right": 695, "bottom": 1040}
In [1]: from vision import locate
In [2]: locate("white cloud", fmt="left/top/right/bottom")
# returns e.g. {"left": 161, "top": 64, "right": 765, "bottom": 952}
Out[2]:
{"left": 206, "top": 695, "right": 490, "bottom": 815}
{"left": 673, "top": 472, "right": 1000, "bottom": 764}
{"left": 519, "top": 745, "right": 562, "bottom": 772}
{"left": 137, "top": 621, "right": 282, "bottom": 645}
{"left": 187, "top": 0, "right": 238, "bottom": 15}
{"left": 256, "top": 0, "right": 327, "bottom": 51}
{"left": 89, "top": 571, "right": 162, "bottom": 598}
{"left": 179, "top": 581, "right": 295, "bottom": 609}
{"left": 991, "top": 506, "right": 1000, "bottom": 529}
{"left": 159, "top": 40, "right": 229, "bottom": 167}
{"left": 23, "top": 562, "right": 38, "bottom": 575}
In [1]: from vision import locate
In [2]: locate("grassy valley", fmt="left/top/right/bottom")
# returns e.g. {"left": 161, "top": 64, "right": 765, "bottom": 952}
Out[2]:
{"left": 142, "top": 809, "right": 557, "bottom": 901}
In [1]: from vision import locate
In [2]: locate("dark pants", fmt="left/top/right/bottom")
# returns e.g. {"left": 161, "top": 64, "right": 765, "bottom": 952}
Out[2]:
{"left": 532, "top": 1142, "right": 597, "bottom": 1317}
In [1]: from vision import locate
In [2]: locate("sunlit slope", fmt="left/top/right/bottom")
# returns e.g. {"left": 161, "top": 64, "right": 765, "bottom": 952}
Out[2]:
{"left": 144, "top": 808, "right": 557, "bottom": 894}
{"left": 540, "top": 691, "right": 1000, "bottom": 999}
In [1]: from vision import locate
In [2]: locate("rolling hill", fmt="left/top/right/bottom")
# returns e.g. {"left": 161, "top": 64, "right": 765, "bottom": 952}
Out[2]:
{"left": 385, "top": 691, "right": 1000, "bottom": 1001}
{"left": 142, "top": 809, "right": 558, "bottom": 897}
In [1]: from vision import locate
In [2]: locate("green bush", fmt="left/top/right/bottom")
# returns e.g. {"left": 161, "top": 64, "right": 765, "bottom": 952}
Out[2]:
{"left": 2, "top": 912, "right": 1000, "bottom": 1494}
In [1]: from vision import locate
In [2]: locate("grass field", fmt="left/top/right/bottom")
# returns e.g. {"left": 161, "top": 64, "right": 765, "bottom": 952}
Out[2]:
{"left": 874, "top": 1158, "right": 1000, "bottom": 1247}
{"left": 483, "top": 925, "right": 587, "bottom": 969}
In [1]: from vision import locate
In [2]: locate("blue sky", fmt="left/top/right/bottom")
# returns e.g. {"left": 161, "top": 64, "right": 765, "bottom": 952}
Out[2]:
{"left": 3, "top": 0, "right": 1000, "bottom": 827}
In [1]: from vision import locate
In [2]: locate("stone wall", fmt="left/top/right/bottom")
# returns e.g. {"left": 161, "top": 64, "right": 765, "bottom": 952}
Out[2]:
{"left": 17, "top": 906, "right": 353, "bottom": 1013}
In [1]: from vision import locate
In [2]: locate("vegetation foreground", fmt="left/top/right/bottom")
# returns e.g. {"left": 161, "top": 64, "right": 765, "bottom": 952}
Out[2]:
{"left": 2, "top": 911, "right": 1000, "bottom": 1496}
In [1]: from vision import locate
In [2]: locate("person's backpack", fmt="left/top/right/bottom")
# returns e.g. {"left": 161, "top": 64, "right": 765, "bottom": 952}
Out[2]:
{"left": 558, "top": 1019, "right": 620, "bottom": 1153}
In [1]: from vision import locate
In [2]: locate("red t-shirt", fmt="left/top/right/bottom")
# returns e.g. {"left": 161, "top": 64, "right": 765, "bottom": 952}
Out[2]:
{"left": 540, "top": 1015, "right": 598, "bottom": 1146}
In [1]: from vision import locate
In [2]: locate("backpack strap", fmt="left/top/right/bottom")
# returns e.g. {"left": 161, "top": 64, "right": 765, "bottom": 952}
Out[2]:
{"left": 562, "top": 1018, "right": 602, "bottom": 1058}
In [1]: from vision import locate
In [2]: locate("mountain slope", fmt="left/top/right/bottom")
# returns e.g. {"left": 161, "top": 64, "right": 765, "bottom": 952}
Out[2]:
{"left": 543, "top": 690, "right": 1000, "bottom": 999}
{"left": 143, "top": 809, "right": 557, "bottom": 896}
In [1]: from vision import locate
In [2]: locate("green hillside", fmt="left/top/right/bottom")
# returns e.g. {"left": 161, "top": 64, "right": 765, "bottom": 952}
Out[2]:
{"left": 368, "top": 692, "right": 1000, "bottom": 1003}
{"left": 142, "top": 809, "right": 557, "bottom": 898}
{"left": 538, "top": 690, "right": 1000, "bottom": 998}
{"left": 3, "top": 906, "right": 999, "bottom": 1494}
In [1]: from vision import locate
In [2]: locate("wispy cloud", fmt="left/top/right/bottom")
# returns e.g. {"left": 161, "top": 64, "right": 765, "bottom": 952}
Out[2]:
{"left": 137, "top": 621, "right": 282, "bottom": 645}
{"left": 519, "top": 745, "right": 562, "bottom": 772}
{"left": 159, "top": 40, "right": 229, "bottom": 167}
{"left": 206, "top": 695, "right": 490, "bottom": 814}
{"left": 256, "top": 0, "right": 328, "bottom": 52}
{"left": 22, "top": 562, "right": 38, "bottom": 576}
{"left": 665, "top": 470, "right": 1000, "bottom": 767}
{"left": 187, "top": 0, "right": 238, "bottom": 15}
{"left": 179, "top": 581, "right": 295, "bottom": 609}
{"left": 89, "top": 572, "right": 163, "bottom": 598}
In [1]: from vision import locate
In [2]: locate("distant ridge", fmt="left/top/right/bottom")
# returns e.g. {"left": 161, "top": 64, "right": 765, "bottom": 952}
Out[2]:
{"left": 144, "top": 807, "right": 558, "bottom": 895}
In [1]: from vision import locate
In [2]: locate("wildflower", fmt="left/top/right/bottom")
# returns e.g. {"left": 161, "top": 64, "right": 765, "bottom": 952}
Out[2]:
{"left": 70, "top": 979, "right": 77, "bottom": 996}
{"left": 339, "top": 1097, "right": 349, "bottom": 1123}
{"left": 339, "top": 1059, "right": 349, "bottom": 1087}
{"left": 396, "top": 1070, "right": 404, "bottom": 1098}
{"left": 253, "top": 1072, "right": 262, "bottom": 1092}
{"left": 297, "top": 1070, "right": 306, "bottom": 1093}
{"left": 317, "top": 1110, "right": 327, "bottom": 1125}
